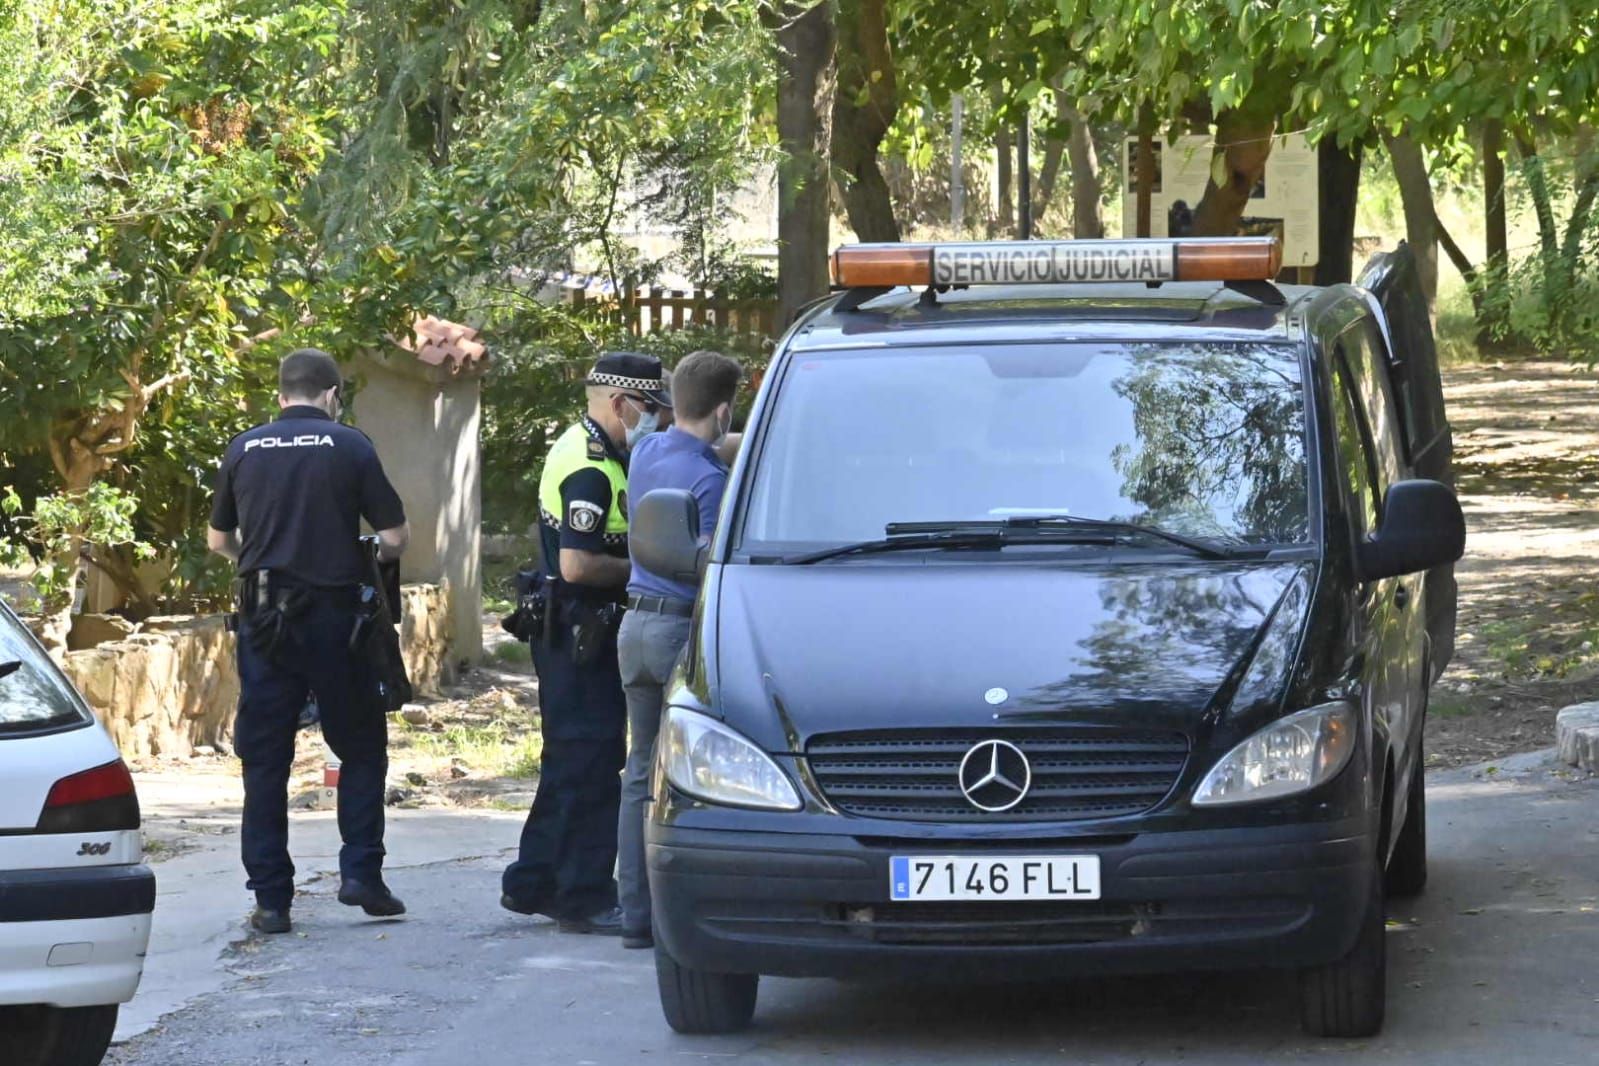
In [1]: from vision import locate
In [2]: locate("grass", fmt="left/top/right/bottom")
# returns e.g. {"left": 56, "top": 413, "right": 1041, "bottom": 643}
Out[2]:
{"left": 1435, "top": 283, "right": 1486, "bottom": 367}
{"left": 483, "top": 555, "right": 523, "bottom": 616}
{"left": 1476, "top": 608, "right": 1599, "bottom": 682}
{"left": 407, "top": 720, "right": 543, "bottom": 780}
{"left": 1429, "top": 692, "right": 1476, "bottom": 719}
{"left": 489, "top": 640, "right": 532, "bottom": 667}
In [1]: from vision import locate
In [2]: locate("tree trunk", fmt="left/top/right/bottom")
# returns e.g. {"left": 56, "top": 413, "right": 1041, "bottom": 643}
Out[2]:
{"left": 1031, "top": 91, "right": 1072, "bottom": 226}
{"left": 1031, "top": 133, "right": 1066, "bottom": 227}
{"left": 1513, "top": 130, "right": 1560, "bottom": 258}
{"left": 1190, "top": 106, "right": 1276, "bottom": 237}
{"left": 1483, "top": 119, "right": 1508, "bottom": 281}
{"left": 1016, "top": 112, "right": 1032, "bottom": 239}
{"left": 1063, "top": 104, "right": 1103, "bottom": 238}
{"left": 1314, "top": 138, "right": 1363, "bottom": 285}
{"left": 830, "top": 0, "right": 900, "bottom": 243}
{"left": 1477, "top": 120, "right": 1510, "bottom": 342}
{"left": 995, "top": 123, "right": 1014, "bottom": 236}
{"left": 1559, "top": 123, "right": 1599, "bottom": 289}
{"left": 774, "top": 1, "right": 835, "bottom": 325}
{"left": 1383, "top": 130, "right": 1440, "bottom": 316}
{"left": 1514, "top": 128, "right": 1565, "bottom": 318}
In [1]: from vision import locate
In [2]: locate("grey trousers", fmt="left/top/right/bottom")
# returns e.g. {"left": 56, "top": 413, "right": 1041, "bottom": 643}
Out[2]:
{"left": 616, "top": 608, "right": 693, "bottom": 935}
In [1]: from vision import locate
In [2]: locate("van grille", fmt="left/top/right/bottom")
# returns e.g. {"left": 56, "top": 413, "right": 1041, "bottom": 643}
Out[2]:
{"left": 805, "top": 728, "right": 1188, "bottom": 822}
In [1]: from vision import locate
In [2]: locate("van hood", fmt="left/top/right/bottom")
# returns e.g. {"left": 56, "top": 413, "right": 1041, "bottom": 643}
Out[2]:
{"left": 710, "top": 559, "right": 1314, "bottom": 752}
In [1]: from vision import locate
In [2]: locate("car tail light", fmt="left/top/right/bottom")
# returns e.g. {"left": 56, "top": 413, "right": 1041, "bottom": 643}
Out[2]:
{"left": 36, "top": 759, "right": 141, "bottom": 833}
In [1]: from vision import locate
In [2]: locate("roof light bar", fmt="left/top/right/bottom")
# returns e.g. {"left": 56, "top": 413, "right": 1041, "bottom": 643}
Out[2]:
{"left": 830, "top": 237, "right": 1283, "bottom": 289}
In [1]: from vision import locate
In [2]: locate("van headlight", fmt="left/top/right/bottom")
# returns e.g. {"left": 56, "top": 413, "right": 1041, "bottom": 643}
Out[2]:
{"left": 660, "top": 706, "right": 802, "bottom": 811}
{"left": 1192, "top": 702, "right": 1357, "bottom": 806}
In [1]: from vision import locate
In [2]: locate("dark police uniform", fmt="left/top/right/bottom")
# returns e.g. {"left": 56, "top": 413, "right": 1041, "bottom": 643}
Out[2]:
{"left": 500, "top": 414, "right": 631, "bottom": 921}
{"left": 210, "top": 405, "right": 406, "bottom": 914}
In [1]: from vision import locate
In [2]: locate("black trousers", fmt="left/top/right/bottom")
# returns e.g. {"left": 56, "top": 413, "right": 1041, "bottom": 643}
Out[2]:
{"left": 234, "top": 596, "right": 388, "bottom": 911}
{"left": 502, "top": 621, "right": 626, "bottom": 920}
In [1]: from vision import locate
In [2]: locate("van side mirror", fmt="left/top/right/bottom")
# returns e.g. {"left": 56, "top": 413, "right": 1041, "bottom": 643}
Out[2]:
{"left": 1358, "top": 479, "right": 1465, "bottom": 581}
{"left": 631, "top": 489, "right": 708, "bottom": 587}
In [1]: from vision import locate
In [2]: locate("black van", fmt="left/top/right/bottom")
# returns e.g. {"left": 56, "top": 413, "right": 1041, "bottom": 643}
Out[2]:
{"left": 632, "top": 237, "right": 1464, "bottom": 1040}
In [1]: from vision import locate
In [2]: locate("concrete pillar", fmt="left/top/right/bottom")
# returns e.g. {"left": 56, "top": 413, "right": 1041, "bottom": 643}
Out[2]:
{"left": 346, "top": 323, "right": 490, "bottom": 669}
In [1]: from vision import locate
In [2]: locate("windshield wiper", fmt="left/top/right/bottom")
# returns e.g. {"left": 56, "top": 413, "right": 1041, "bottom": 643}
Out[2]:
{"left": 779, "top": 516, "right": 1273, "bottom": 566}
{"left": 885, "top": 516, "right": 1262, "bottom": 561}
{"left": 780, "top": 529, "right": 1031, "bottom": 565}
{"left": 0, "top": 660, "right": 21, "bottom": 681}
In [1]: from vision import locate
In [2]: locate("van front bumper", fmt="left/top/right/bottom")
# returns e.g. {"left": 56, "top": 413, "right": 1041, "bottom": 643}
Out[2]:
{"left": 648, "top": 819, "right": 1373, "bottom": 981}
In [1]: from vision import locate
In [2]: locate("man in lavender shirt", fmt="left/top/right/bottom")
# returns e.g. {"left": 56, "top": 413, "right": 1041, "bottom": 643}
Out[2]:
{"left": 615, "top": 350, "right": 743, "bottom": 948}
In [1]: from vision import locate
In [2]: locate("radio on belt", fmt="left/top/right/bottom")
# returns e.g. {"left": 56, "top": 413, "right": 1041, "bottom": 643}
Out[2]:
{"left": 830, "top": 236, "right": 1283, "bottom": 289}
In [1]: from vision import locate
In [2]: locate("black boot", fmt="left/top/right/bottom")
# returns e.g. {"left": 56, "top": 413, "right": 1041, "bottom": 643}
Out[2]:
{"left": 250, "top": 906, "right": 292, "bottom": 934}
{"left": 338, "top": 878, "right": 407, "bottom": 917}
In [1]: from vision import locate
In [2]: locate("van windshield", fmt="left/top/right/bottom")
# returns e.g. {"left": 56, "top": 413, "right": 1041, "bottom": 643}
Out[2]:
{"left": 0, "top": 606, "right": 91, "bottom": 734}
{"left": 737, "top": 341, "right": 1310, "bottom": 554}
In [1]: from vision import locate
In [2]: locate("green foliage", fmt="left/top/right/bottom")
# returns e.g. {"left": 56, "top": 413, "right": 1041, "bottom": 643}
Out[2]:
{"left": 0, "top": 0, "right": 352, "bottom": 610}
{"left": 0, "top": 483, "right": 153, "bottom": 608}
{"left": 479, "top": 308, "right": 772, "bottom": 532}
{"left": 1, "top": 0, "right": 779, "bottom": 607}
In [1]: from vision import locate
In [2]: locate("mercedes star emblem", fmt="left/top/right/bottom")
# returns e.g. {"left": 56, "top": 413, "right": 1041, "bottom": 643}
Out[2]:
{"left": 957, "top": 739, "right": 1032, "bottom": 812}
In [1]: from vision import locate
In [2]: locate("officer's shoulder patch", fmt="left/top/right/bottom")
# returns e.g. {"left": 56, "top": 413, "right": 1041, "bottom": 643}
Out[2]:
{"left": 586, "top": 438, "right": 607, "bottom": 460}
{"left": 568, "top": 499, "right": 604, "bottom": 533}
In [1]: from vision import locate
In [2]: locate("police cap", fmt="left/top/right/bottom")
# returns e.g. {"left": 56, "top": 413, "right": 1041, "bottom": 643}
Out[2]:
{"left": 586, "top": 351, "right": 673, "bottom": 408}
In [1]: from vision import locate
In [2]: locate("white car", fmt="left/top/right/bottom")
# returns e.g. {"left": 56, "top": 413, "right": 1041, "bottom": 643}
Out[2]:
{"left": 0, "top": 600, "right": 154, "bottom": 1066}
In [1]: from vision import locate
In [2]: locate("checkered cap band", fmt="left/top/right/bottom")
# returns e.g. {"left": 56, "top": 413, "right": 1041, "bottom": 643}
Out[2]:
{"left": 587, "top": 372, "right": 664, "bottom": 393}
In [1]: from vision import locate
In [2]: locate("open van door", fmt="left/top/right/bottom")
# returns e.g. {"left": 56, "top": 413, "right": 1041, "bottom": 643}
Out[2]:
{"left": 1358, "top": 241, "right": 1456, "bottom": 679}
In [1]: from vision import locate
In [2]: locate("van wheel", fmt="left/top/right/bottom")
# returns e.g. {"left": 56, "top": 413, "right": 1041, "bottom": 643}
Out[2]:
{"left": 0, "top": 1004, "right": 119, "bottom": 1066}
{"left": 655, "top": 945, "right": 758, "bottom": 1034}
{"left": 1386, "top": 755, "right": 1428, "bottom": 897}
{"left": 1299, "top": 869, "right": 1386, "bottom": 1038}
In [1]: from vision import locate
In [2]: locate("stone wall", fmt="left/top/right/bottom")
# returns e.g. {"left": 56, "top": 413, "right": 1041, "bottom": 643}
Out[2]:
{"left": 62, "top": 616, "right": 239, "bottom": 760}
{"left": 58, "top": 584, "right": 452, "bottom": 760}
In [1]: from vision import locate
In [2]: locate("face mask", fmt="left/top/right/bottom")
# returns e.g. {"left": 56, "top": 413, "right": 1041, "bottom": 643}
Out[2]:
{"left": 715, "top": 406, "right": 732, "bottom": 443}
{"left": 624, "top": 401, "right": 659, "bottom": 448}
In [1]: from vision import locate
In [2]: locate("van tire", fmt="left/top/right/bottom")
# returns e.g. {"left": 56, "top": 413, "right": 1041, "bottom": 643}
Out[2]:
{"left": 1386, "top": 755, "right": 1428, "bottom": 897}
{"left": 656, "top": 946, "right": 758, "bottom": 1034}
{"left": 1298, "top": 869, "right": 1386, "bottom": 1038}
{"left": 0, "top": 1004, "right": 118, "bottom": 1066}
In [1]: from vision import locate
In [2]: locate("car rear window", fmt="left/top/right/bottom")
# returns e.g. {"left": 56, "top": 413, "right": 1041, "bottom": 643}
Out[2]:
{"left": 739, "top": 340, "right": 1310, "bottom": 552}
{"left": 0, "top": 606, "right": 91, "bottom": 734}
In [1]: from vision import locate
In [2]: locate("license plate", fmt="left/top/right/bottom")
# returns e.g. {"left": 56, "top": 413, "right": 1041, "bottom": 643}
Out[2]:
{"left": 889, "top": 855, "right": 1101, "bottom": 902}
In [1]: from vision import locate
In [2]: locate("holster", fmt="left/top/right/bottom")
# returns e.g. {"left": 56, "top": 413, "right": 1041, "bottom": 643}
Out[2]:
{"left": 354, "top": 539, "right": 414, "bottom": 712}
{"left": 500, "top": 568, "right": 550, "bottom": 645}
{"left": 567, "top": 599, "right": 625, "bottom": 666}
{"left": 232, "top": 570, "right": 312, "bottom": 662}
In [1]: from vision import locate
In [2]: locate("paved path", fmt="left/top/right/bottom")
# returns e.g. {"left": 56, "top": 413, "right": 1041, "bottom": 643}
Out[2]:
{"left": 117, "top": 770, "right": 525, "bottom": 1043}
{"left": 109, "top": 754, "right": 1599, "bottom": 1065}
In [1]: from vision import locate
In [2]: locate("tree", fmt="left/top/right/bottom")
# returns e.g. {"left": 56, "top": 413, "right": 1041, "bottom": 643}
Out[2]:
{"left": 3, "top": 0, "right": 779, "bottom": 615}
{"left": 774, "top": 1, "right": 834, "bottom": 324}
{"left": 0, "top": 0, "right": 349, "bottom": 612}
{"left": 832, "top": 0, "right": 901, "bottom": 242}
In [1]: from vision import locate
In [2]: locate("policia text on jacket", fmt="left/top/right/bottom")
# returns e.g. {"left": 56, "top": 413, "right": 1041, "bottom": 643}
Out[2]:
{"left": 629, "top": 237, "right": 1462, "bottom": 1040}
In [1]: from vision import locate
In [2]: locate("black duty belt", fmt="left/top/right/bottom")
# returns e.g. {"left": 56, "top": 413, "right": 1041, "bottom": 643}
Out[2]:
{"left": 627, "top": 594, "right": 694, "bottom": 618}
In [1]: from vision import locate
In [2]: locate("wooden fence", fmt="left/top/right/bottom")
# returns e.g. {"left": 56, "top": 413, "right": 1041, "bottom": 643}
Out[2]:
{"left": 560, "top": 284, "right": 779, "bottom": 341}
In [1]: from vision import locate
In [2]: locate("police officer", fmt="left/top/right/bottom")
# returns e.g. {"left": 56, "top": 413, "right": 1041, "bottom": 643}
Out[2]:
{"left": 208, "top": 349, "right": 410, "bottom": 935}
{"left": 500, "top": 352, "right": 670, "bottom": 935}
